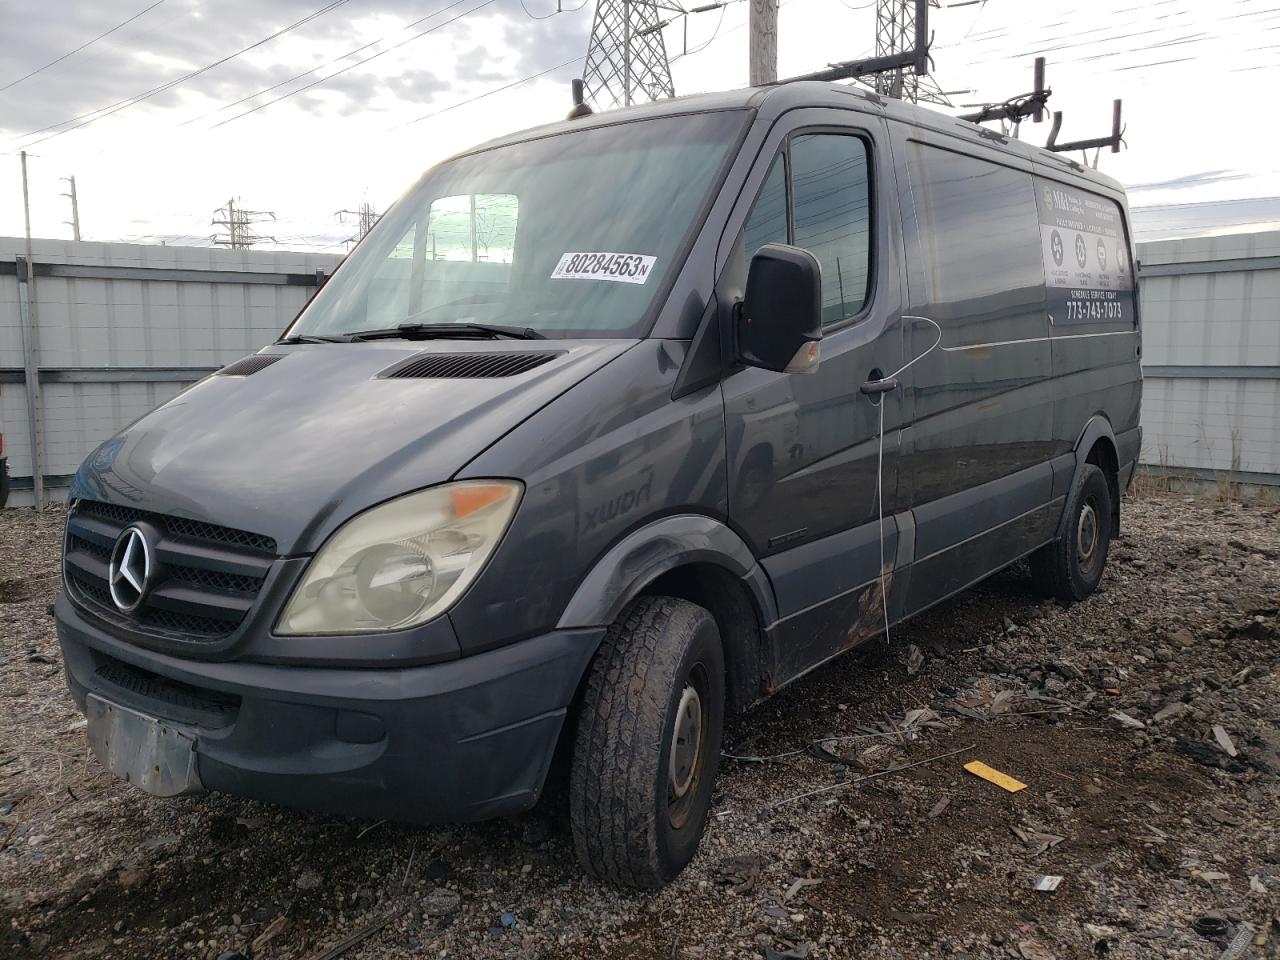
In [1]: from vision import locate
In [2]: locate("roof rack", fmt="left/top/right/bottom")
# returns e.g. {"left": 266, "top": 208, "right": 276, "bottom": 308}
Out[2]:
{"left": 1046, "top": 99, "right": 1125, "bottom": 157}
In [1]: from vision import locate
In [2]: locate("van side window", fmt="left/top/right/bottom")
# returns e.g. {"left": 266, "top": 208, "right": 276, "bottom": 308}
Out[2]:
{"left": 791, "top": 134, "right": 872, "bottom": 326}
{"left": 741, "top": 155, "right": 788, "bottom": 271}
{"left": 904, "top": 143, "right": 1043, "bottom": 321}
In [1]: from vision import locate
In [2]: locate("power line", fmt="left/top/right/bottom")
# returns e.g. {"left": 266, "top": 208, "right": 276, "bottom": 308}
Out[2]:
{"left": 519, "top": 0, "right": 592, "bottom": 19}
{"left": 9, "top": 0, "right": 355, "bottom": 149}
{"left": 211, "top": 0, "right": 501, "bottom": 129}
{"left": 396, "top": 55, "right": 585, "bottom": 128}
{"left": 0, "top": 0, "right": 169, "bottom": 94}
{"left": 183, "top": 0, "right": 560, "bottom": 129}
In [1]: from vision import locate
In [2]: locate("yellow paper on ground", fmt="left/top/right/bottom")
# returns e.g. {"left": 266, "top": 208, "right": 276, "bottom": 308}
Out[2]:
{"left": 964, "top": 760, "right": 1027, "bottom": 793}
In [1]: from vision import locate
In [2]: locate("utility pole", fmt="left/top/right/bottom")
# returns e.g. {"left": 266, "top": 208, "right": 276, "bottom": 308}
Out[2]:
{"left": 212, "top": 197, "right": 276, "bottom": 249}
{"left": 61, "top": 175, "right": 81, "bottom": 241}
{"left": 749, "top": 0, "right": 778, "bottom": 85}
{"left": 18, "top": 151, "right": 46, "bottom": 510}
{"left": 582, "top": 0, "right": 675, "bottom": 111}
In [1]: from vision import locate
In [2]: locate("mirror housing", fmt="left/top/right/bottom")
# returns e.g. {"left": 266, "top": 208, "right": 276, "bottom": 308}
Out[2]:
{"left": 738, "top": 243, "right": 823, "bottom": 373}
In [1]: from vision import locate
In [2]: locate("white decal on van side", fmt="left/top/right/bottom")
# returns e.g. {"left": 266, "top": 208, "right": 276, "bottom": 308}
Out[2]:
{"left": 550, "top": 252, "right": 657, "bottom": 284}
{"left": 1035, "top": 181, "right": 1135, "bottom": 326}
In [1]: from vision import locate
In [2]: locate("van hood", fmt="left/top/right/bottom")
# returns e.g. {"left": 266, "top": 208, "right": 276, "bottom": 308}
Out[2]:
{"left": 70, "top": 340, "right": 635, "bottom": 554}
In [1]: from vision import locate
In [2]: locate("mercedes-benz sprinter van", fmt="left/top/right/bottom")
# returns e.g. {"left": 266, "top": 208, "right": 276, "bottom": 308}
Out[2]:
{"left": 56, "top": 81, "right": 1141, "bottom": 889}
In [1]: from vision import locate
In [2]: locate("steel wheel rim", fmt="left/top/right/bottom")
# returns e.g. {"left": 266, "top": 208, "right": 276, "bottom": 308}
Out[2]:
{"left": 1077, "top": 499, "right": 1100, "bottom": 573}
{"left": 667, "top": 664, "right": 707, "bottom": 829}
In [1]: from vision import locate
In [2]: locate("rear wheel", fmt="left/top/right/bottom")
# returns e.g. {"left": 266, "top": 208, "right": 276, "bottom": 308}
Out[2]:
{"left": 1030, "top": 462, "right": 1112, "bottom": 601}
{"left": 569, "top": 596, "right": 724, "bottom": 889}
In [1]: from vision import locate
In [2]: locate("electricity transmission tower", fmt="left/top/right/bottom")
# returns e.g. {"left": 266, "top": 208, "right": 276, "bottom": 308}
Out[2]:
{"left": 336, "top": 201, "right": 380, "bottom": 248}
{"left": 211, "top": 198, "right": 276, "bottom": 249}
{"left": 582, "top": 0, "right": 676, "bottom": 111}
{"left": 865, "top": 0, "right": 950, "bottom": 105}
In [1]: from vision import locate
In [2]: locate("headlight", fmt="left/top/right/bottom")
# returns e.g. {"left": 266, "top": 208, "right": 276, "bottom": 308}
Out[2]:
{"left": 277, "top": 481, "right": 522, "bottom": 635}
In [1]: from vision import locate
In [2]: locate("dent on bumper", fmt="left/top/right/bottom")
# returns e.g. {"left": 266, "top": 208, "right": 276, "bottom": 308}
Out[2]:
{"left": 56, "top": 593, "right": 604, "bottom": 823}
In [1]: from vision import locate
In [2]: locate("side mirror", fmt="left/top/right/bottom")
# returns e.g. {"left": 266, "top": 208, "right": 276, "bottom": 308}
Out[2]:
{"left": 737, "top": 243, "right": 823, "bottom": 373}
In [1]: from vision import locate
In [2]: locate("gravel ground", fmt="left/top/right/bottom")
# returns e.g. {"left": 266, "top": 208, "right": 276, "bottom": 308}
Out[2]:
{"left": 2, "top": 493, "right": 1278, "bottom": 960}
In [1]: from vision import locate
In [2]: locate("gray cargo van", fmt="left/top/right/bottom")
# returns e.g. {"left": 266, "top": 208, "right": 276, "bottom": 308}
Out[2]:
{"left": 56, "top": 81, "right": 1141, "bottom": 889}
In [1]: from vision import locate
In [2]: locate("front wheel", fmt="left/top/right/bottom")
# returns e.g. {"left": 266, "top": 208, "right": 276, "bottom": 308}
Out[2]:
{"left": 569, "top": 596, "right": 725, "bottom": 889}
{"left": 1030, "top": 462, "right": 1112, "bottom": 601}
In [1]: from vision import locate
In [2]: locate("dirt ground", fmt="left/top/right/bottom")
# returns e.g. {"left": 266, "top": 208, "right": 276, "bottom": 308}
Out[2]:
{"left": 2, "top": 492, "right": 1278, "bottom": 960}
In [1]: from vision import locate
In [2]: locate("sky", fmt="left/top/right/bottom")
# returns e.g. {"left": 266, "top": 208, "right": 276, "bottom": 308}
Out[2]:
{"left": 1, "top": 0, "right": 1278, "bottom": 250}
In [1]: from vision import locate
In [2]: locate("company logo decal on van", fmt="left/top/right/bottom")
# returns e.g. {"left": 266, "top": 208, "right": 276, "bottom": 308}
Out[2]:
{"left": 1035, "top": 180, "right": 1135, "bottom": 326}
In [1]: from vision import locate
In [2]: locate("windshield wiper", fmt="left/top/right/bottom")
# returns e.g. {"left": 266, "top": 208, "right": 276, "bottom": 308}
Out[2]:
{"left": 349, "top": 322, "right": 546, "bottom": 341}
{"left": 277, "top": 333, "right": 355, "bottom": 344}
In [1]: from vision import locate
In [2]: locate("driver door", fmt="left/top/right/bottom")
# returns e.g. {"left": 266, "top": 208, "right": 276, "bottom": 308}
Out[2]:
{"left": 718, "top": 111, "right": 907, "bottom": 684}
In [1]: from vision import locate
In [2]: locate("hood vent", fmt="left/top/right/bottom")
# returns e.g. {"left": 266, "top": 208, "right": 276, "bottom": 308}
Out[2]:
{"left": 216, "top": 355, "right": 283, "bottom": 377}
{"left": 381, "top": 352, "right": 563, "bottom": 380}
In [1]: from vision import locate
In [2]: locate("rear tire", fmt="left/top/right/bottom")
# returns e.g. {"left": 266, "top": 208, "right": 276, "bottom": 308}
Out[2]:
{"left": 569, "top": 596, "right": 725, "bottom": 889}
{"left": 1030, "top": 462, "right": 1112, "bottom": 602}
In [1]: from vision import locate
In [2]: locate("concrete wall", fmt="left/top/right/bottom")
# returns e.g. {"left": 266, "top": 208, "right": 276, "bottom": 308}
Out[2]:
{"left": 2, "top": 238, "right": 342, "bottom": 507}
{"left": 1137, "top": 229, "right": 1280, "bottom": 486}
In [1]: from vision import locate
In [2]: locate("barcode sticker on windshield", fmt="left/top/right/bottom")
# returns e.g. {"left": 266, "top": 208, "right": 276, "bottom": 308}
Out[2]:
{"left": 551, "top": 252, "right": 656, "bottom": 285}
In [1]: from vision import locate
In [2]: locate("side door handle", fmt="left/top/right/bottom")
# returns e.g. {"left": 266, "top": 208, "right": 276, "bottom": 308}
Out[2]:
{"left": 860, "top": 375, "right": 898, "bottom": 396}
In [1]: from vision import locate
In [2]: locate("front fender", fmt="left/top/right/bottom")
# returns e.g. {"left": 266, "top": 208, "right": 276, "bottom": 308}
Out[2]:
{"left": 556, "top": 514, "right": 777, "bottom": 629}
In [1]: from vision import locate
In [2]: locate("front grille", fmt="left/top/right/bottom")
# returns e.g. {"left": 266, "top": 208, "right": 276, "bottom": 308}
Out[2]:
{"left": 93, "top": 652, "right": 239, "bottom": 727}
{"left": 64, "top": 500, "right": 277, "bottom": 643}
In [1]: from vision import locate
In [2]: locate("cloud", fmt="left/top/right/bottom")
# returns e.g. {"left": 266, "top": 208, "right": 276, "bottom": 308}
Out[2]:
{"left": 0, "top": 0, "right": 566, "bottom": 138}
{"left": 1127, "top": 170, "right": 1250, "bottom": 193}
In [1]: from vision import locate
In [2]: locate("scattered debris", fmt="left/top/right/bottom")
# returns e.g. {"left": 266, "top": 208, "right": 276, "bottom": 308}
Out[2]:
{"left": 963, "top": 760, "right": 1027, "bottom": 793}
{"left": 304, "top": 912, "right": 397, "bottom": 960}
{"left": 422, "top": 887, "right": 462, "bottom": 918}
{"left": 1017, "top": 939, "right": 1056, "bottom": 960}
{"left": 1110, "top": 710, "right": 1146, "bottom": 730}
{"left": 772, "top": 744, "right": 976, "bottom": 808}
{"left": 713, "top": 854, "right": 765, "bottom": 895}
{"left": 1011, "top": 825, "right": 1065, "bottom": 856}
{"left": 906, "top": 644, "right": 924, "bottom": 676}
{"left": 296, "top": 867, "right": 323, "bottom": 891}
{"left": 1212, "top": 724, "right": 1238, "bottom": 757}
{"left": 1193, "top": 916, "right": 1230, "bottom": 939}
{"left": 4, "top": 496, "right": 1280, "bottom": 960}
{"left": 783, "top": 878, "right": 822, "bottom": 902}
{"left": 764, "top": 943, "right": 812, "bottom": 960}
{"left": 251, "top": 916, "right": 292, "bottom": 955}
{"left": 1219, "top": 922, "right": 1256, "bottom": 960}
{"left": 1034, "top": 875, "right": 1063, "bottom": 892}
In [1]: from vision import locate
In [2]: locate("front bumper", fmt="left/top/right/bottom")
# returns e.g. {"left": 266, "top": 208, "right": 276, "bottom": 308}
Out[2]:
{"left": 56, "top": 593, "right": 603, "bottom": 823}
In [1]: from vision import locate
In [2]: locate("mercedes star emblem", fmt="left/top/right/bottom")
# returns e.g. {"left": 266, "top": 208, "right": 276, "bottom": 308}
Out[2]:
{"left": 108, "top": 526, "right": 153, "bottom": 612}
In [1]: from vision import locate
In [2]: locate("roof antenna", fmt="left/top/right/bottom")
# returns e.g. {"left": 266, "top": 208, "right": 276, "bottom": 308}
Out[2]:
{"left": 567, "top": 79, "right": 593, "bottom": 120}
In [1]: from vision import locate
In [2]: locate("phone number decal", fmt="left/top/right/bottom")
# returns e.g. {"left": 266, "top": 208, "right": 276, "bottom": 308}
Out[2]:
{"left": 551, "top": 252, "right": 656, "bottom": 285}
{"left": 1064, "top": 298, "right": 1124, "bottom": 322}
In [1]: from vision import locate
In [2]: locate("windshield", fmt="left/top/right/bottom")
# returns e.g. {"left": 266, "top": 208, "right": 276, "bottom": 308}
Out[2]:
{"left": 289, "top": 111, "right": 747, "bottom": 340}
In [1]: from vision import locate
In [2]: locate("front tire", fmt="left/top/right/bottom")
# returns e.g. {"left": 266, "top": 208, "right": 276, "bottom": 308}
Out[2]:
{"left": 1030, "top": 462, "right": 1112, "bottom": 601}
{"left": 569, "top": 596, "right": 725, "bottom": 889}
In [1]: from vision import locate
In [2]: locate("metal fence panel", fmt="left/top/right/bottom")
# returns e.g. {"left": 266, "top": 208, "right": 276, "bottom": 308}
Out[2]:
{"left": 1, "top": 238, "right": 341, "bottom": 506}
{"left": 5, "top": 227, "right": 1279, "bottom": 507}
{"left": 1137, "top": 228, "right": 1280, "bottom": 485}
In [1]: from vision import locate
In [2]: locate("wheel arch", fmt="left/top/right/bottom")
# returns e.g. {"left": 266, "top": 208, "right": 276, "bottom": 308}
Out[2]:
{"left": 556, "top": 514, "right": 777, "bottom": 713}
{"left": 1063, "top": 415, "right": 1121, "bottom": 538}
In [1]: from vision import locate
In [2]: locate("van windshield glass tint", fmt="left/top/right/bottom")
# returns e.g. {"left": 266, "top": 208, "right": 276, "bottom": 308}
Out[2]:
{"left": 288, "top": 112, "right": 746, "bottom": 340}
